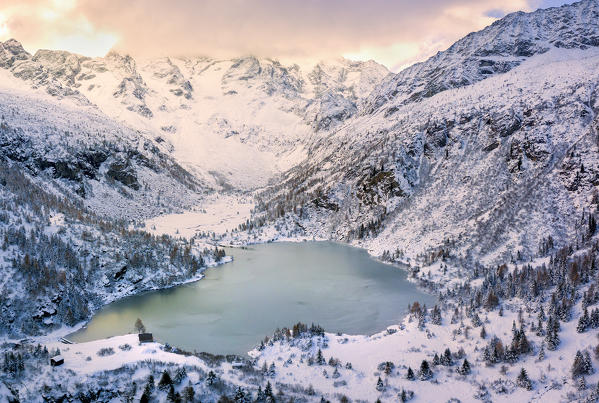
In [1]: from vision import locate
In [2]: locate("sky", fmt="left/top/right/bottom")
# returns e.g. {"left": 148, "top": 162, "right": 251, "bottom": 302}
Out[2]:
{"left": 0, "top": 0, "right": 579, "bottom": 72}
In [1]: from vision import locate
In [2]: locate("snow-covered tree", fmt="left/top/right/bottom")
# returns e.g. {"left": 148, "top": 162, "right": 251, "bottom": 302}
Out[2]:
{"left": 419, "top": 360, "right": 433, "bottom": 380}
{"left": 406, "top": 366, "right": 415, "bottom": 380}
{"left": 517, "top": 368, "right": 532, "bottom": 390}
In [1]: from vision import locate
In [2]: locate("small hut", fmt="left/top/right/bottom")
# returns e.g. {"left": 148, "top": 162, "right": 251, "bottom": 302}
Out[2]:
{"left": 138, "top": 333, "right": 153, "bottom": 343}
{"left": 50, "top": 355, "right": 64, "bottom": 366}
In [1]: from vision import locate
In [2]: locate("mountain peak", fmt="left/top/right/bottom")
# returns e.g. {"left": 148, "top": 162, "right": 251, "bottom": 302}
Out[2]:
{"left": 0, "top": 38, "right": 30, "bottom": 68}
{"left": 363, "top": 0, "right": 599, "bottom": 114}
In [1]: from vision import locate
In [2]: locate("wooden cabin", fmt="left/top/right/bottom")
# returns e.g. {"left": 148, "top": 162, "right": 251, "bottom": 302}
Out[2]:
{"left": 50, "top": 355, "right": 64, "bottom": 366}
{"left": 138, "top": 333, "right": 153, "bottom": 343}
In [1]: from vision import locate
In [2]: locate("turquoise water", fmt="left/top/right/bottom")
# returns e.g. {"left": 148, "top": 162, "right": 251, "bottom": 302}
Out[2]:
{"left": 69, "top": 242, "right": 434, "bottom": 355}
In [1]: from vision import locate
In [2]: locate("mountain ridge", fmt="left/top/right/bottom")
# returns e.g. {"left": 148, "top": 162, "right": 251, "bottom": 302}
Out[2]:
{"left": 0, "top": 40, "right": 390, "bottom": 191}
{"left": 362, "top": 0, "right": 599, "bottom": 115}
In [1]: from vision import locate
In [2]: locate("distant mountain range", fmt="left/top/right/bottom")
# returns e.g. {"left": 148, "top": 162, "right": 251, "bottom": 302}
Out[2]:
{"left": 0, "top": 40, "right": 390, "bottom": 193}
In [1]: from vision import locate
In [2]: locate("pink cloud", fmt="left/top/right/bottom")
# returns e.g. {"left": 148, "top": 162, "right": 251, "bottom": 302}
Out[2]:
{"left": 1, "top": 0, "right": 539, "bottom": 69}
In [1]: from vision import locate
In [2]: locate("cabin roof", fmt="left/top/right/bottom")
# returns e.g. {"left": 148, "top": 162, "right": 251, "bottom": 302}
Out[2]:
{"left": 138, "top": 332, "right": 153, "bottom": 342}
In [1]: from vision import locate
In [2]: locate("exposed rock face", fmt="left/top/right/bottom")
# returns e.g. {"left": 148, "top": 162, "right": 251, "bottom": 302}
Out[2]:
{"left": 0, "top": 39, "right": 30, "bottom": 68}
{"left": 0, "top": 88, "right": 204, "bottom": 220}
{"left": 105, "top": 159, "right": 140, "bottom": 190}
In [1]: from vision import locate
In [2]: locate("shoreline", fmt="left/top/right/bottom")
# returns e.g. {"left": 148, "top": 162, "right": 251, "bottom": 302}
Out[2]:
{"left": 38, "top": 238, "right": 437, "bottom": 359}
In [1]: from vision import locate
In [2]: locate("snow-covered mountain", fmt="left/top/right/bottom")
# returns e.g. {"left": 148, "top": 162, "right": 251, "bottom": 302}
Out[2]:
{"left": 0, "top": 69, "right": 204, "bottom": 221}
{"left": 246, "top": 0, "right": 599, "bottom": 266}
{"left": 0, "top": 43, "right": 389, "bottom": 190}
{"left": 363, "top": 0, "right": 599, "bottom": 114}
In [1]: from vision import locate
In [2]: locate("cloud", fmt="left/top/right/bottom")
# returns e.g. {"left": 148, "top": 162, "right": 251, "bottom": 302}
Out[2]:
{"left": 0, "top": 0, "right": 566, "bottom": 70}
{"left": 0, "top": 0, "right": 118, "bottom": 57}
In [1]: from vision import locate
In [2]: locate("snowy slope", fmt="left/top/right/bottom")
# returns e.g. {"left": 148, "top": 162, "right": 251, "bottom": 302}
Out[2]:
{"left": 0, "top": 68, "right": 203, "bottom": 221}
{"left": 0, "top": 42, "right": 389, "bottom": 190}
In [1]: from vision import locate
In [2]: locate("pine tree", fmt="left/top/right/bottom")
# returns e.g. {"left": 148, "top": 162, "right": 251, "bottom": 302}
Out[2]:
{"left": 406, "top": 366, "right": 415, "bottom": 380}
{"left": 206, "top": 370, "right": 216, "bottom": 385}
{"left": 431, "top": 305, "right": 442, "bottom": 325}
{"left": 538, "top": 306, "right": 546, "bottom": 321}
{"left": 572, "top": 350, "right": 587, "bottom": 378}
{"left": 234, "top": 386, "right": 246, "bottom": 402}
{"left": 384, "top": 361, "right": 393, "bottom": 375}
{"left": 174, "top": 367, "right": 187, "bottom": 384}
{"left": 159, "top": 369, "right": 173, "bottom": 391}
{"left": 451, "top": 307, "right": 460, "bottom": 324}
{"left": 578, "top": 376, "right": 587, "bottom": 391}
{"left": 482, "top": 346, "right": 491, "bottom": 364}
{"left": 418, "top": 313, "right": 426, "bottom": 330}
{"left": 577, "top": 308, "right": 590, "bottom": 333}
{"left": 141, "top": 376, "right": 154, "bottom": 403}
{"left": 440, "top": 348, "right": 453, "bottom": 366}
{"left": 516, "top": 329, "right": 531, "bottom": 354}
{"left": 140, "top": 388, "right": 151, "bottom": 403}
{"left": 489, "top": 337, "right": 504, "bottom": 363}
{"left": 545, "top": 326, "right": 559, "bottom": 351}
{"left": 480, "top": 325, "right": 487, "bottom": 339}
{"left": 182, "top": 382, "right": 195, "bottom": 402}
{"left": 591, "top": 309, "right": 599, "bottom": 328}
{"left": 264, "top": 381, "right": 273, "bottom": 397}
{"left": 316, "top": 348, "right": 325, "bottom": 365}
{"left": 419, "top": 360, "right": 433, "bottom": 380}
{"left": 504, "top": 346, "right": 519, "bottom": 364}
{"left": 536, "top": 318, "right": 544, "bottom": 336}
{"left": 256, "top": 386, "right": 265, "bottom": 401}
{"left": 584, "top": 351, "right": 594, "bottom": 375}
{"left": 517, "top": 368, "right": 532, "bottom": 390}
{"left": 538, "top": 343, "right": 545, "bottom": 361}
{"left": 376, "top": 377, "right": 384, "bottom": 391}
{"left": 166, "top": 384, "right": 177, "bottom": 402}
{"left": 146, "top": 374, "right": 155, "bottom": 392}
{"left": 458, "top": 359, "right": 471, "bottom": 375}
